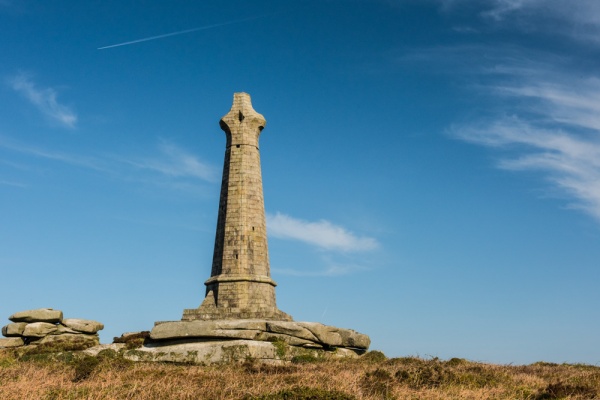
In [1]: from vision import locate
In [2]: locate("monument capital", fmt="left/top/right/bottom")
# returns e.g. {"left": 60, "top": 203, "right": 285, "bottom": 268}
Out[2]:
{"left": 219, "top": 92, "right": 266, "bottom": 148}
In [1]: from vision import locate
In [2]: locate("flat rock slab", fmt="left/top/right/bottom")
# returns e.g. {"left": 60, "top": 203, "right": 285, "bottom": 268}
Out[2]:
{"left": 0, "top": 337, "right": 25, "bottom": 348}
{"left": 22, "top": 322, "right": 58, "bottom": 338}
{"left": 62, "top": 318, "right": 104, "bottom": 334}
{"left": 150, "top": 319, "right": 370, "bottom": 350}
{"left": 2, "top": 322, "right": 28, "bottom": 337}
{"left": 125, "top": 339, "right": 360, "bottom": 365}
{"left": 9, "top": 308, "right": 63, "bottom": 323}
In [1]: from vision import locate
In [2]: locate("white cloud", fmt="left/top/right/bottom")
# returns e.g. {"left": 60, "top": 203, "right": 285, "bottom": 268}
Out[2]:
{"left": 450, "top": 66, "right": 600, "bottom": 222}
{"left": 266, "top": 212, "right": 379, "bottom": 252}
{"left": 8, "top": 72, "right": 77, "bottom": 128}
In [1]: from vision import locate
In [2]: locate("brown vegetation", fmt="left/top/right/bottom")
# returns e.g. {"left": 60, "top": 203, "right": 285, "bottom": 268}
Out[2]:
{"left": 1, "top": 348, "right": 599, "bottom": 399}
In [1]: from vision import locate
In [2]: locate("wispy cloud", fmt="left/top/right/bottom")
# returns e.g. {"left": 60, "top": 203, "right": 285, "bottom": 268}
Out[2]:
{"left": 120, "top": 141, "right": 218, "bottom": 182}
{"left": 0, "top": 136, "right": 106, "bottom": 171}
{"left": 480, "top": 0, "right": 600, "bottom": 24}
{"left": 8, "top": 72, "right": 77, "bottom": 128}
{"left": 439, "top": 0, "right": 600, "bottom": 43}
{"left": 0, "top": 179, "right": 27, "bottom": 188}
{"left": 479, "top": 0, "right": 530, "bottom": 20}
{"left": 449, "top": 58, "right": 600, "bottom": 222}
{"left": 266, "top": 212, "right": 379, "bottom": 252}
{"left": 274, "top": 262, "right": 369, "bottom": 277}
{"left": 0, "top": 136, "right": 217, "bottom": 189}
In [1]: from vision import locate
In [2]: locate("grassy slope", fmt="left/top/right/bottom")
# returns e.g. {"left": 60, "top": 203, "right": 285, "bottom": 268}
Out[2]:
{"left": 1, "top": 349, "right": 599, "bottom": 399}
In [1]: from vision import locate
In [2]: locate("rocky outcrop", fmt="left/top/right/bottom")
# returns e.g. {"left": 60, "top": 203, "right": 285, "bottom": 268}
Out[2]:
{"left": 150, "top": 320, "right": 370, "bottom": 351}
{"left": 0, "top": 308, "right": 103, "bottom": 350}
{"left": 128, "top": 319, "right": 370, "bottom": 364}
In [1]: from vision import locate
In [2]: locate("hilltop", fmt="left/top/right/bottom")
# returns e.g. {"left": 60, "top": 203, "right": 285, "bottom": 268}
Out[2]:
{"left": 1, "top": 348, "right": 599, "bottom": 399}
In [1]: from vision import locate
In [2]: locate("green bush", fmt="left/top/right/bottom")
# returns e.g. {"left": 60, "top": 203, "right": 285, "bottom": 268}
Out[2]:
{"left": 535, "top": 381, "right": 598, "bottom": 400}
{"left": 71, "top": 355, "right": 100, "bottom": 382}
{"left": 362, "top": 350, "right": 387, "bottom": 363}
{"left": 291, "top": 354, "right": 321, "bottom": 364}
{"left": 361, "top": 368, "right": 395, "bottom": 399}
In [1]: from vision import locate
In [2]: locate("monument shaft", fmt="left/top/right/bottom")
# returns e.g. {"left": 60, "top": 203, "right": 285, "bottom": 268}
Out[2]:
{"left": 183, "top": 93, "right": 291, "bottom": 321}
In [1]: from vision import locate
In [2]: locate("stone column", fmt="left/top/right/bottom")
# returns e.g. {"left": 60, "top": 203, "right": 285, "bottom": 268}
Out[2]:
{"left": 183, "top": 93, "right": 291, "bottom": 321}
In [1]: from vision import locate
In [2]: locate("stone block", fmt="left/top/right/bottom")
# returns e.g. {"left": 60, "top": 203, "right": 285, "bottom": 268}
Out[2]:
{"left": 22, "top": 322, "right": 58, "bottom": 338}
{"left": 297, "top": 322, "right": 343, "bottom": 346}
{"left": 150, "top": 320, "right": 267, "bottom": 340}
{"left": 2, "top": 322, "right": 27, "bottom": 337}
{"left": 266, "top": 321, "right": 319, "bottom": 342}
{"left": 9, "top": 308, "right": 63, "bottom": 323}
{"left": 150, "top": 319, "right": 370, "bottom": 351}
{"left": 62, "top": 318, "right": 104, "bottom": 334}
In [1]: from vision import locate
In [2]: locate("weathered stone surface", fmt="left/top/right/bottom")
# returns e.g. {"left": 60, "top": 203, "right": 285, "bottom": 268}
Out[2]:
{"left": 151, "top": 320, "right": 266, "bottom": 340}
{"left": 54, "top": 324, "right": 79, "bottom": 335}
{"left": 266, "top": 321, "right": 319, "bottom": 342}
{"left": 82, "top": 343, "right": 126, "bottom": 356}
{"left": 2, "top": 322, "right": 27, "bottom": 337}
{"left": 0, "top": 337, "right": 24, "bottom": 348}
{"left": 255, "top": 332, "right": 317, "bottom": 347}
{"left": 337, "top": 327, "right": 371, "bottom": 349}
{"left": 9, "top": 308, "right": 63, "bottom": 323}
{"left": 150, "top": 319, "right": 370, "bottom": 350}
{"left": 129, "top": 340, "right": 278, "bottom": 365}
{"left": 22, "top": 322, "right": 58, "bottom": 338}
{"left": 297, "top": 322, "right": 370, "bottom": 349}
{"left": 62, "top": 318, "right": 104, "bottom": 334}
{"left": 124, "top": 339, "right": 359, "bottom": 365}
{"left": 296, "top": 322, "right": 343, "bottom": 346}
{"left": 35, "top": 333, "right": 99, "bottom": 350}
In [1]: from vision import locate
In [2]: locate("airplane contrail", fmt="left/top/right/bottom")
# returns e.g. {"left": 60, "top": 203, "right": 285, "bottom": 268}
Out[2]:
{"left": 98, "top": 15, "right": 265, "bottom": 50}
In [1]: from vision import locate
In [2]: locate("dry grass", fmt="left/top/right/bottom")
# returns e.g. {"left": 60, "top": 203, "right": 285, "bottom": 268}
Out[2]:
{"left": 1, "top": 349, "right": 599, "bottom": 399}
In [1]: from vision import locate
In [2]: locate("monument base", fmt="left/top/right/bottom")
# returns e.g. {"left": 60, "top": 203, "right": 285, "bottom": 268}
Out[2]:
{"left": 119, "top": 339, "right": 363, "bottom": 365}
{"left": 182, "top": 281, "right": 293, "bottom": 321}
{"left": 122, "top": 318, "right": 370, "bottom": 364}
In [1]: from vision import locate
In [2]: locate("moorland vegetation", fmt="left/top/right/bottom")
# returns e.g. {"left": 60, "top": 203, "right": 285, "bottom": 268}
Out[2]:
{"left": 1, "top": 347, "right": 599, "bottom": 399}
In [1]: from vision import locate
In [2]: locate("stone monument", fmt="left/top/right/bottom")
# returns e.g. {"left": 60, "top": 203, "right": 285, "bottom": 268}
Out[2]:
{"left": 124, "top": 93, "right": 370, "bottom": 364}
{"left": 183, "top": 92, "right": 291, "bottom": 322}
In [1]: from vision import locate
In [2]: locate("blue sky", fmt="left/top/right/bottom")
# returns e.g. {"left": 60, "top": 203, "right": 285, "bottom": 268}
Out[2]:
{"left": 1, "top": 0, "right": 599, "bottom": 365}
